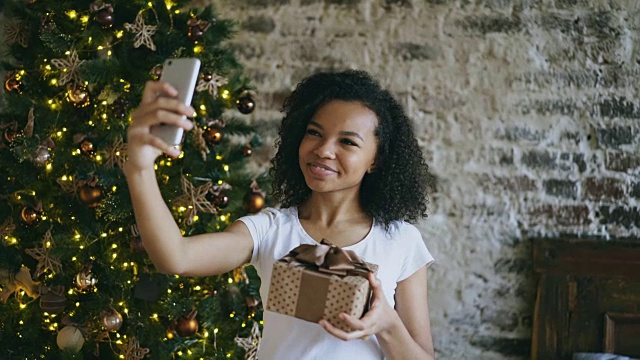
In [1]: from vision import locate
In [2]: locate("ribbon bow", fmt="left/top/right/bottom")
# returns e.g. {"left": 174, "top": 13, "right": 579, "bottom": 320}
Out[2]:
{"left": 284, "top": 239, "right": 372, "bottom": 276}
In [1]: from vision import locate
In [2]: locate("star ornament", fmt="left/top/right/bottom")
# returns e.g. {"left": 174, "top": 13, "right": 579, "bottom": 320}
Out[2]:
{"left": 24, "top": 229, "right": 63, "bottom": 278}
{"left": 235, "top": 322, "right": 261, "bottom": 360}
{"left": 50, "top": 50, "right": 86, "bottom": 86}
{"left": 4, "top": 21, "right": 29, "bottom": 47}
{"left": 173, "top": 176, "right": 217, "bottom": 224}
{"left": 118, "top": 337, "right": 150, "bottom": 360}
{"left": 105, "top": 136, "right": 127, "bottom": 169}
{"left": 124, "top": 12, "right": 157, "bottom": 51}
{"left": 196, "top": 73, "right": 228, "bottom": 98}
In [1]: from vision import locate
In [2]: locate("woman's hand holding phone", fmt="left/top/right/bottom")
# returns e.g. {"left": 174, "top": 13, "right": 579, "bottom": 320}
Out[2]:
{"left": 127, "top": 81, "right": 195, "bottom": 171}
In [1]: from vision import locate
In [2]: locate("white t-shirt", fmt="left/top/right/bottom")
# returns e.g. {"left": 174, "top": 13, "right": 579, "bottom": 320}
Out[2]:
{"left": 238, "top": 207, "right": 434, "bottom": 360}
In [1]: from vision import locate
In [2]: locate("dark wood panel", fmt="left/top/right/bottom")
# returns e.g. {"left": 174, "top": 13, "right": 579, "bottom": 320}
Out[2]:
{"left": 531, "top": 238, "right": 640, "bottom": 360}
{"left": 604, "top": 313, "right": 640, "bottom": 356}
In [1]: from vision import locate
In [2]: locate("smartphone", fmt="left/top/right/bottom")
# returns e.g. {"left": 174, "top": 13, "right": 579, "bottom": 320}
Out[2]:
{"left": 150, "top": 58, "right": 201, "bottom": 146}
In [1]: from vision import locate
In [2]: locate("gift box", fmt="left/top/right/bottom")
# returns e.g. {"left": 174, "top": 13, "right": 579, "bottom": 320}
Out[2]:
{"left": 266, "top": 240, "right": 378, "bottom": 332}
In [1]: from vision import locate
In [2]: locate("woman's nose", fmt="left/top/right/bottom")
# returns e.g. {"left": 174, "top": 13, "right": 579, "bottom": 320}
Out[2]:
{"left": 313, "top": 140, "right": 335, "bottom": 159}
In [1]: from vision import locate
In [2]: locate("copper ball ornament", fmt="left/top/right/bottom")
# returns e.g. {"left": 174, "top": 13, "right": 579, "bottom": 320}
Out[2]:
{"left": 203, "top": 126, "right": 223, "bottom": 146}
{"left": 243, "top": 191, "right": 265, "bottom": 214}
{"left": 80, "top": 139, "right": 95, "bottom": 155}
{"left": 242, "top": 145, "right": 253, "bottom": 157}
{"left": 175, "top": 311, "right": 198, "bottom": 337}
{"left": 21, "top": 206, "right": 41, "bottom": 226}
{"left": 78, "top": 184, "right": 103, "bottom": 207}
{"left": 212, "top": 192, "right": 230, "bottom": 209}
{"left": 95, "top": 7, "right": 114, "bottom": 28}
{"left": 101, "top": 308, "right": 123, "bottom": 332}
{"left": 236, "top": 92, "right": 256, "bottom": 114}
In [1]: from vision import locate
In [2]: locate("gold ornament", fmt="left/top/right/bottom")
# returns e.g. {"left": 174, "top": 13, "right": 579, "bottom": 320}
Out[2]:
{"left": 75, "top": 266, "right": 97, "bottom": 293}
{"left": 235, "top": 322, "right": 262, "bottom": 360}
{"left": 175, "top": 310, "right": 198, "bottom": 337}
{"left": 243, "top": 180, "right": 266, "bottom": 214}
{"left": 101, "top": 307, "right": 123, "bottom": 331}
{"left": 66, "top": 84, "right": 90, "bottom": 107}
{"left": 57, "top": 325, "right": 85, "bottom": 353}
{"left": 80, "top": 139, "right": 94, "bottom": 155}
{"left": 78, "top": 179, "right": 103, "bottom": 207}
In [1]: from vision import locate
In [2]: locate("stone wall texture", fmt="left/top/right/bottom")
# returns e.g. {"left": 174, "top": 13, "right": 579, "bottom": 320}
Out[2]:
{"left": 214, "top": 0, "right": 640, "bottom": 358}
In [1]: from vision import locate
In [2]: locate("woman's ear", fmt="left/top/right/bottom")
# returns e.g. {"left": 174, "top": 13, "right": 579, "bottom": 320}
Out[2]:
{"left": 367, "top": 163, "right": 376, "bottom": 174}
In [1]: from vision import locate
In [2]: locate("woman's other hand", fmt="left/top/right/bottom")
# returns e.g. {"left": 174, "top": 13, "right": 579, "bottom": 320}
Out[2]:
{"left": 319, "top": 272, "right": 398, "bottom": 341}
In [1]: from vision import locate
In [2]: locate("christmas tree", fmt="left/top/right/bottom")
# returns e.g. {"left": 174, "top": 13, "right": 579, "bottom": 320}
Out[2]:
{"left": 0, "top": 0, "right": 268, "bottom": 358}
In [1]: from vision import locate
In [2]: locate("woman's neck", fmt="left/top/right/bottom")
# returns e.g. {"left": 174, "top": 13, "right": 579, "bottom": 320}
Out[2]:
{"left": 298, "top": 192, "right": 369, "bottom": 228}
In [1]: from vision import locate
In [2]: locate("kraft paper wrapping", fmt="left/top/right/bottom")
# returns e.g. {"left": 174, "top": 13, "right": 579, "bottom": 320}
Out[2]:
{"left": 266, "top": 241, "right": 378, "bottom": 332}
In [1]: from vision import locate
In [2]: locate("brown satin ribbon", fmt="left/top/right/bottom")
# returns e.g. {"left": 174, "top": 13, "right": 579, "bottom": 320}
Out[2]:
{"left": 282, "top": 239, "right": 374, "bottom": 322}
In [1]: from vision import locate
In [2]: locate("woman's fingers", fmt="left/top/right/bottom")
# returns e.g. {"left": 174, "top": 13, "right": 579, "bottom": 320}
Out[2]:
{"left": 140, "top": 81, "right": 177, "bottom": 104}
{"left": 132, "top": 100, "right": 194, "bottom": 127}
{"left": 319, "top": 313, "right": 376, "bottom": 341}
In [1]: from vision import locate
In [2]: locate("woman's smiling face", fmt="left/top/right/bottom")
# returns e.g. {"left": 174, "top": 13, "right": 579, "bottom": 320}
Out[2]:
{"left": 298, "top": 100, "right": 378, "bottom": 196}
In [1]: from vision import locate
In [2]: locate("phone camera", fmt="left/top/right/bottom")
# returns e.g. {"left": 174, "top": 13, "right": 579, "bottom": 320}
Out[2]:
{"left": 167, "top": 60, "right": 173, "bottom": 66}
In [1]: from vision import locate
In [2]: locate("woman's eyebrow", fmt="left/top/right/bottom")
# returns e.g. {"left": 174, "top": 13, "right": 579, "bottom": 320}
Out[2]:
{"left": 308, "top": 121, "right": 364, "bottom": 141}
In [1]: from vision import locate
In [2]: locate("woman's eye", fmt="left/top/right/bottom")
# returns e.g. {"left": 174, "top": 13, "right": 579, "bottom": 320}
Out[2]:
{"left": 305, "top": 129, "right": 320, "bottom": 136}
{"left": 341, "top": 139, "right": 357, "bottom": 146}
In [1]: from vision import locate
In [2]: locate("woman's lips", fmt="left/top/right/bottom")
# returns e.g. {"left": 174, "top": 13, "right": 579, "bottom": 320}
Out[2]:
{"left": 308, "top": 162, "right": 337, "bottom": 176}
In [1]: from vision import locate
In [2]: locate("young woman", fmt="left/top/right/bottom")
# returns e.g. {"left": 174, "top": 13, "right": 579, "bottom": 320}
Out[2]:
{"left": 125, "top": 70, "right": 435, "bottom": 359}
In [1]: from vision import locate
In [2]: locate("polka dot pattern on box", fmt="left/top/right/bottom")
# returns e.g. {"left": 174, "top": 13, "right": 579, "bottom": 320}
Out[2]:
{"left": 266, "top": 262, "right": 301, "bottom": 316}
{"left": 324, "top": 276, "right": 370, "bottom": 332}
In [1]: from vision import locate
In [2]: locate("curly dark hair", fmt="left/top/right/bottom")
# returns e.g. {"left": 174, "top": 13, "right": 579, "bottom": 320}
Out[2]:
{"left": 269, "top": 70, "right": 432, "bottom": 228}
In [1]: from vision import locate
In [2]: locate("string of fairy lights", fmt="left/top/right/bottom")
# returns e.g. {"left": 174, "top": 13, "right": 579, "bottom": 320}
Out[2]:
{"left": 2, "top": 0, "right": 265, "bottom": 358}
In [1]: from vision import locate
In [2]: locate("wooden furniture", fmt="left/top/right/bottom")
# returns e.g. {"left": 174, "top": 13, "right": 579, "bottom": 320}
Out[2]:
{"left": 531, "top": 238, "right": 640, "bottom": 359}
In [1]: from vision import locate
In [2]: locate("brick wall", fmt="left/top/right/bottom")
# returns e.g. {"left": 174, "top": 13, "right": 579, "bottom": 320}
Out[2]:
{"left": 214, "top": 0, "right": 640, "bottom": 358}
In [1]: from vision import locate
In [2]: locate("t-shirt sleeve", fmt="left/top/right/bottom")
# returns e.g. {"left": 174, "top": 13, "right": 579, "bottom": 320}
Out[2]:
{"left": 236, "top": 207, "right": 279, "bottom": 265}
{"left": 397, "top": 223, "right": 435, "bottom": 282}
